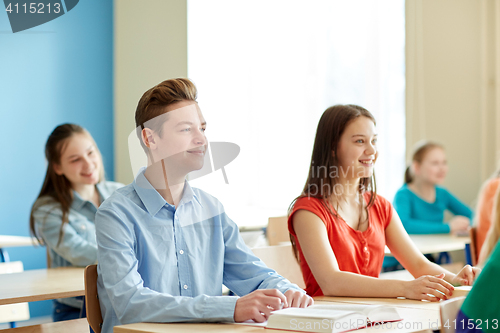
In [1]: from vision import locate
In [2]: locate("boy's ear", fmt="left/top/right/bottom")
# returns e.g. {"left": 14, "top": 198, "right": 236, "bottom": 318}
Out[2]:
{"left": 142, "top": 128, "right": 156, "bottom": 149}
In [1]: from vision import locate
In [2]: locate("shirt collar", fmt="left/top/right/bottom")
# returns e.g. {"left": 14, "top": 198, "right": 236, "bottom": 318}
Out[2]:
{"left": 133, "top": 168, "right": 203, "bottom": 217}
{"left": 71, "top": 190, "right": 86, "bottom": 211}
{"left": 179, "top": 180, "right": 203, "bottom": 208}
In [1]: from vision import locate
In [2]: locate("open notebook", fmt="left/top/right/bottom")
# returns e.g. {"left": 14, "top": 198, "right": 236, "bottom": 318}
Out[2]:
{"left": 244, "top": 303, "right": 403, "bottom": 333}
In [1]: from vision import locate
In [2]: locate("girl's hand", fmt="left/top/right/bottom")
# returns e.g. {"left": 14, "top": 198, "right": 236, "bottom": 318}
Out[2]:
{"left": 284, "top": 289, "right": 314, "bottom": 308}
{"left": 451, "top": 265, "right": 481, "bottom": 286}
{"left": 404, "top": 273, "right": 454, "bottom": 302}
{"left": 449, "top": 216, "right": 470, "bottom": 235}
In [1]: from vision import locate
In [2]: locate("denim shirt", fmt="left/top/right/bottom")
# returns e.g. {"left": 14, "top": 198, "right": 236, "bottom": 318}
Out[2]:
{"left": 33, "top": 181, "right": 123, "bottom": 308}
{"left": 95, "top": 169, "right": 303, "bottom": 333}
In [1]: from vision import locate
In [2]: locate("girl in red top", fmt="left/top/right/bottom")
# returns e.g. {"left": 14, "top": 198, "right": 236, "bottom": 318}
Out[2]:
{"left": 288, "top": 104, "right": 480, "bottom": 301}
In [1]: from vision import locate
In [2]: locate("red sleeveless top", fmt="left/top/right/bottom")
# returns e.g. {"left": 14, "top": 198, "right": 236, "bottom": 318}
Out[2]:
{"left": 288, "top": 193, "right": 393, "bottom": 296}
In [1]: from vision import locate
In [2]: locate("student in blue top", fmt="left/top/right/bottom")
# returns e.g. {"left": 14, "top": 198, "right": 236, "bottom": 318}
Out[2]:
{"left": 29, "top": 124, "right": 123, "bottom": 321}
{"left": 393, "top": 141, "right": 472, "bottom": 235}
{"left": 95, "top": 78, "right": 313, "bottom": 333}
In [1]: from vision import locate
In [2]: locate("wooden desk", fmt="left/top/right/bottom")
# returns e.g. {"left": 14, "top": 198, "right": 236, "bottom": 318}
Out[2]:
{"left": 115, "top": 323, "right": 265, "bottom": 333}
{"left": 385, "top": 234, "right": 470, "bottom": 255}
{"left": 0, "top": 267, "right": 84, "bottom": 305}
{"left": 3, "top": 318, "right": 89, "bottom": 333}
{"left": 114, "top": 298, "right": 441, "bottom": 333}
{"left": 314, "top": 295, "right": 440, "bottom": 311}
{"left": 0, "top": 236, "right": 35, "bottom": 249}
{"left": 0, "top": 235, "right": 38, "bottom": 263}
{"left": 379, "top": 263, "right": 464, "bottom": 282}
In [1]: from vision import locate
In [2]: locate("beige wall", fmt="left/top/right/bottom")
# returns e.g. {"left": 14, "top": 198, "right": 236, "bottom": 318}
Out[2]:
{"left": 114, "top": 1, "right": 500, "bottom": 205}
{"left": 114, "top": 0, "right": 188, "bottom": 184}
{"left": 406, "top": 0, "right": 500, "bottom": 204}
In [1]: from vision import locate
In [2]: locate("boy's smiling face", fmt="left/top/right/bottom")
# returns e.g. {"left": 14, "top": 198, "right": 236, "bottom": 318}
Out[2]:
{"left": 143, "top": 101, "right": 207, "bottom": 178}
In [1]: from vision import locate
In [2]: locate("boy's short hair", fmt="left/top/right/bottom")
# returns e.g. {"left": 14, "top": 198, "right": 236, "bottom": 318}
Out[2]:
{"left": 135, "top": 78, "right": 198, "bottom": 149}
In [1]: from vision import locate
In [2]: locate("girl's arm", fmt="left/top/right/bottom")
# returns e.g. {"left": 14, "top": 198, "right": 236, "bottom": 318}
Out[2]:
{"left": 477, "top": 245, "right": 489, "bottom": 267}
{"left": 393, "top": 191, "right": 451, "bottom": 234}
{"left": 292, "top": 210, "right": 451, "bottom": 301}
{"left": 443, "top": 188, "right": 473, "bottom": 220}
{"left": 386, "top": 209, "right": 480, "bottom": 286}
{"left": 33, "top": 204, "right": 97, "bottom": 266}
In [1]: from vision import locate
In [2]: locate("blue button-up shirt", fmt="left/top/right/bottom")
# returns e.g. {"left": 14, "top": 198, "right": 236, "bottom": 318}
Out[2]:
{"left": 95, "top": 169, "right": 301, "bottom": 333}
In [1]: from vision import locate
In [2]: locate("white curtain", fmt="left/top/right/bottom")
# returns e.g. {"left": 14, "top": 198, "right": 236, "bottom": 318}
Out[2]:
{"left": 187, "top": 0, "right": 405, "bottom": 227}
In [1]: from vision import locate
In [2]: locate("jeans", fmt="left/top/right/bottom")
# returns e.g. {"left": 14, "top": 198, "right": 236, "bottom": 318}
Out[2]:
{"left": 52, "top": 298, "right": 83, "bottom": 322}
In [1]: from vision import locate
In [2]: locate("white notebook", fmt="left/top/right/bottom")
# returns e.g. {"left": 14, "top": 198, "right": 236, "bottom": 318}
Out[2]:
{"left": 265, "top": 303, "right": 402, "bottom": 333}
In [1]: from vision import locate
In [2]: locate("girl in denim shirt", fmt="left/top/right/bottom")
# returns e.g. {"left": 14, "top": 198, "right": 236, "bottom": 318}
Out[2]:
{"left": 29, "top": 124, "right": 122, "bottom": 321}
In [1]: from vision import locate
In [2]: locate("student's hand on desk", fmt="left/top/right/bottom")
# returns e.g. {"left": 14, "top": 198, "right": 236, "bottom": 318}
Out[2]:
{"left": 284, "top": 289, "right": 314, "bottom": 308}
{"left": 452, "top": 265, "right": 481, "bottom": 286}
{"left": 449, "top": 216, "right": 470, "bottom": 235}
{"left": 234, "top": 289, "right": 287, "bottom": 323}
{"left": 404, "top": 273, "right": 453, "bottom": 301}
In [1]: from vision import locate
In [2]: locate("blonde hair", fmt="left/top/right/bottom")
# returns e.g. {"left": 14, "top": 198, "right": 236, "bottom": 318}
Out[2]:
{"left": 404, "top": 140, "right": 444, "bottom": 184}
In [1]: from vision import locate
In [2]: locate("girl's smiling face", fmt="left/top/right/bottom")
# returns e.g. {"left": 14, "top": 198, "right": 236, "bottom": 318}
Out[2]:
{"left": 335, "top": 116, "right": 378, "bottom": 181}
{"left": 413, "top": 147, "right": 448, "bottom": 185}
{"left": 53, "top": 133, "right": 102, "bottom": 189}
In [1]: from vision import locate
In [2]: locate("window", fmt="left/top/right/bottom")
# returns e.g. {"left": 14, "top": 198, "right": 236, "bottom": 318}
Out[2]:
{"left": 187, "top": 0, "right": 405, "bottom": 227}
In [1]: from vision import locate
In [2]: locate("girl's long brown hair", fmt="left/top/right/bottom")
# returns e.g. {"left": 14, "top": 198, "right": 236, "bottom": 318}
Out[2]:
{"left": 288, "top": 105, "right": 377, "bottom": 260}
{"left": 29, "top": 124, "right": 104, "bottom": 247}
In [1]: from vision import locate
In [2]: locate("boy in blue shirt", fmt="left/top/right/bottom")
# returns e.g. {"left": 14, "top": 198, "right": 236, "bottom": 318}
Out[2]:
{"left": 95, "top": 78, "right": 312, "bottom": 333}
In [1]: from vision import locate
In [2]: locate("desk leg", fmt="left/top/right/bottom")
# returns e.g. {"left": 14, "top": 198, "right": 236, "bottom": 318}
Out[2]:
{"left": 80, "top": 298, "right": 86, "bottom": 318}
{"left": 465, "top": 244, "right": 472, "bottom": 266}
{"left": 0, "top": 248, "right": 10, "bottom": 263}
{"left": 437, "top": 252, "right": 451, "bottom": 264}
{"left": 0, "top": 249, "right": 16, "bottom": 328}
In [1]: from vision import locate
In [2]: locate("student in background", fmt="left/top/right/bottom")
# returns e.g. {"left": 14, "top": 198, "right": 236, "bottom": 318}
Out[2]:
{"left": 474, "top": 171, "right": 500, "bottom": 257}
{"left": 477, "top": 184, "right": 500, "bottom": 266}
{"left": 393, "top": 141, "right": 472, "bottom": 235}
{"left": 288, "top": 105, "right": 480, "bottom": 300}
{"left": 456, "top": 241, "right": 500, "bottom": 333}
{"left": 29, "top": 124, "right": 123, "bottom": 321}
{"left": 95, "top": 78, "right": 312, "bottom": 333}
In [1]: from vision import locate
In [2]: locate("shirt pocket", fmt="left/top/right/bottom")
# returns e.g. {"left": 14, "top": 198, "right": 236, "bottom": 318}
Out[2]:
{"left": 68, "top": 218, "right": 94, "bottom": 239}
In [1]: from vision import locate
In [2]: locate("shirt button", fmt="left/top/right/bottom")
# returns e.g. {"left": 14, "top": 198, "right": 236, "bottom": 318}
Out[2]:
{"left": 179, "top": 250, "right": 184, "bottom": 254}
{"left": 81, "top": 225, "right": 86, "bottom": 230}
{"left": 183, "top": 285, "right": 188, "bottom": 290}
{"left": 364, "top": 247, "right": 368, "bottom": 251}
